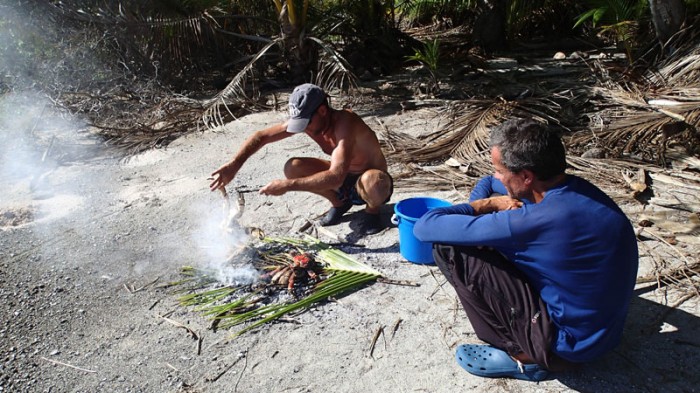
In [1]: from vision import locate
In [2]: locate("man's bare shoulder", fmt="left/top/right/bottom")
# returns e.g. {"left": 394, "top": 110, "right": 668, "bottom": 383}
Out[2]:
{"left": 333, "top": 109, "right": 372, "bottom": 134}
{"left": 335, "top": 108, "right": 363, "bottom": 121}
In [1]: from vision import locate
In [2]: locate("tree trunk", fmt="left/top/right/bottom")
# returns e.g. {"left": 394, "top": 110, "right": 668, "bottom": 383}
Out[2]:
{"left": 279, "top": 1, "right": 313, "bottom": 84}
{"left": 649, "top": 0, "right": 686, "bottom": 45}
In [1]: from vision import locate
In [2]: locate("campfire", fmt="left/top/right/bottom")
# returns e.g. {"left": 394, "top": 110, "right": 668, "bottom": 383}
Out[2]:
{"left": 170, "top": 228, "right": 382, "bottom": 337}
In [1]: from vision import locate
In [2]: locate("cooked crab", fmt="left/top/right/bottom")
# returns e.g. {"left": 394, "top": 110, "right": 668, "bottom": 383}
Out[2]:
{"left": 262, "top": 251, "right": 323, "bottom": 292}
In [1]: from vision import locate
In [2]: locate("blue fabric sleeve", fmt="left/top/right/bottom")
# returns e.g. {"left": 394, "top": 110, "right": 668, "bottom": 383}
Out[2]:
{"left": 470, "top": 176, "right": 501, "bottom": 201}
{"left": 413, "top": 203, "right": 516, "bottom": 246}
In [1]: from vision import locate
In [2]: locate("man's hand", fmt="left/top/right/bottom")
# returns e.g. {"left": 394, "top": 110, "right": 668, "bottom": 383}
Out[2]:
{"left": 259, "top": 179, "right": 289, "bottom": 196}
{"left": 469, "top": 196, "right": 523, "bottom": 215}
{"left": 209, "top": 162, "right": 238, "bottom": 192}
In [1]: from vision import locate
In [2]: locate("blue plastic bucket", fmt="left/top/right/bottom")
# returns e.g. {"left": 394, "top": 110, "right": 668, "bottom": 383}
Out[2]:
{"left": 393, "top": 197, "right": 451, "bottom": 264}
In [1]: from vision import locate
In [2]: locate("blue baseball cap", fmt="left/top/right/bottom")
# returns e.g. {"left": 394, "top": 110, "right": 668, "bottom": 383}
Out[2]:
{"left": 287, "top": 84, "right": 326, "bottom": 133}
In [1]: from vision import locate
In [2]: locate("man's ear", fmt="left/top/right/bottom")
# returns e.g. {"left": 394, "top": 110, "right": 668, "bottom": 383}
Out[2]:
{"left": 316, "top": 104, "right": 328, "bottom": 116}
{"left": 521, "top": 169, "right": 535, "bottom": 185}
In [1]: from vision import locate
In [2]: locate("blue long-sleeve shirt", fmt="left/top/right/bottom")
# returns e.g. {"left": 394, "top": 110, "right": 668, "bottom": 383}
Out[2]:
{"left": 470, "top": 175, "right": 533, "bottom": 205}
{"left": 469, "top": 175, "right": 508, "bottom": 201}
{"left": 414, "top": 175, "right": 638, "bottom": 362}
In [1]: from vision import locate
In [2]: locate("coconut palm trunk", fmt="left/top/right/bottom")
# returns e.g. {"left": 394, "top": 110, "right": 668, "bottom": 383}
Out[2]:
{"left": 276, "top": 0, "right": 317, "bottom": 83}
{"left": 649, "top": 0, "right": 686, "bottom": 46}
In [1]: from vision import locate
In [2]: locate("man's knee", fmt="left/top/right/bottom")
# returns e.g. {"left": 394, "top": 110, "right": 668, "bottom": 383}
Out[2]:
{"left": 284, "top": 157, "right": 328, "bottom": 179}
{"left": 356, "top": 169, "right": 392, "bottom": 207}
{"left": 283, "top": 157, "right": 302, "bottom": 179}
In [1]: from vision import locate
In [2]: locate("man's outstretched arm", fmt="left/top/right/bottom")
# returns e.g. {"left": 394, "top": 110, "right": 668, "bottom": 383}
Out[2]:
{"left": 209, "top": 122, "right": 292, "bottom": 191}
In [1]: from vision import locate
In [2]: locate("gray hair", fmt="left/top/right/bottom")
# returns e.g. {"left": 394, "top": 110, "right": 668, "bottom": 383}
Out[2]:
{"left": 489, "top": 118, "right": 566, "bottom": 181}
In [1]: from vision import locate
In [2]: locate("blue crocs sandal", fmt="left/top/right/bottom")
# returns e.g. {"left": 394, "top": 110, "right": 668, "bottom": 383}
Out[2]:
{"left": 455, "top": 344, "right": 549, "bottom": 382}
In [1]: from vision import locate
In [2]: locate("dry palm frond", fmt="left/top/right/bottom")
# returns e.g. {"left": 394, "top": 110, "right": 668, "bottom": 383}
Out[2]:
{"left": 648, "top": 16, "right": 700, "bottom": 88}
{"left": 392, "top": 163, "right": 475, "bottom": 194}
{"left": 385, "top": 96, "right": 568, "bottom": 184}
{"left": 201, "top": 38, "right": 282, "bottom": 128}
{"left": 383, "top": 99, "right": 507, "bottom": 172}
{"left": 380, "top": 127, "right": 424, "bottom": 158}
{"left": 573, "top": 84, "right": 700, "bottom": 162}
{"left": 308, "top": 37, "right": 358, "bottom": 94}
{"left": 201, "top": 36, "right": 358, "bottom": 129}
{"left": 654, "top": 54, "right": 700, "bottom": 88}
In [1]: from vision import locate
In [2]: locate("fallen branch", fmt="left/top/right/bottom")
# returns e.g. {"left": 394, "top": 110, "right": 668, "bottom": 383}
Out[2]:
{"left": 638, "top": 227, "right": 693, "bottom": 266}
{"left": 645, "top": 292, "right": 697, "bottom": 334}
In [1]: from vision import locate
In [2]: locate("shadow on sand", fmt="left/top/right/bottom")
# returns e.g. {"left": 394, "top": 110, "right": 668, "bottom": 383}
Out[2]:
{"left": 555, "top": 286, "right": 700, "bottom": 392}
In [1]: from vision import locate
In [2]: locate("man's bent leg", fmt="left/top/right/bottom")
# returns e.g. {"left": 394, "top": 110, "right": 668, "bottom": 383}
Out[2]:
{"left": 319, "top": 174, "right": 358, "bottom": 226}
{"left": 284, "top": 157, "right": 344, "bottom": 206}
{"left": 356, "top": 169, "right": 393, "bottom": 213}
{"left": 432, "top": 244, "right": 571, "bottom": 371}
{"left": 355, "top": 170, "right": 393, "bottom": 235}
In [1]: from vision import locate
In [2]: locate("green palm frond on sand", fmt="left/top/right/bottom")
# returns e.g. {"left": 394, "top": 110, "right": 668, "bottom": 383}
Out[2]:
{"left": 174, "top": 235, "right": 381, "bottom": 338}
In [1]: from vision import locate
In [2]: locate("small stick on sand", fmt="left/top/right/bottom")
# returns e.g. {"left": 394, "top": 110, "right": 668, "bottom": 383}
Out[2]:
{"left": 205, "top": 353, "right": 246, "bottom": 383}
{"left": 234, "top": 353, "right": 248, "bottom": 392}
{"left": 297, "top": 219, "right": 313, "bottom": 233}
{"left": 314, "top": 224, "right": 343, "bottom": 243}
{"left": 390, "top": 318, "right": 402, "bottom": 339}
{"left": 40, "top": 357, "right": 97, "bottom": 373}
{"left": 160, "top": 316, "right": 199, "bottom": 340}
{"left": 378, "top": 277, "right": 419, "bottom": 287}
{"left": 369, "top": 325, "right": 384, "bottom": 359}
{"left": 453, "top": 297, "right": 459, "bottom": 323}
{"left": 130, "top": 276, "right": 161, "bottom": 293}
{"left": 148, "top": 298, "right": 162, "bottom": 310}
{"left": 197, "top": 335, "right": 204, "bottom": 356}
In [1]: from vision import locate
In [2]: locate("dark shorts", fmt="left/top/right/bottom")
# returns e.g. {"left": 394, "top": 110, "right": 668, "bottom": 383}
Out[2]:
{"left": 336, "top": 171, "right": 394, "bottom": 206}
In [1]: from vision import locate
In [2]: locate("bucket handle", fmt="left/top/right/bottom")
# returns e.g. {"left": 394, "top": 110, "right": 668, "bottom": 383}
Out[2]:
{"left": 390, "top": 214, "right": 399, "bottom": 226}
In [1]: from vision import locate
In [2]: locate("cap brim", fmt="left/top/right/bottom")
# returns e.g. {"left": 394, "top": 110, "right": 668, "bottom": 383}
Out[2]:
{"left": 287, "top": 117, "right": 310, "bottom": 133}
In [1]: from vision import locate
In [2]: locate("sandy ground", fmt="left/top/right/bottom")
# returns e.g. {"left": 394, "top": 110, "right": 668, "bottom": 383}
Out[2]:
{"left": 1, "top": 105, "right": 699, "bottom": 393}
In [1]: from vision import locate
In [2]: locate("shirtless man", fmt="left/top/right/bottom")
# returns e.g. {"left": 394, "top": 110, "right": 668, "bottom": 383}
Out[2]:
{"left": 209, "top": 83, "right": 393, "bottom": 235}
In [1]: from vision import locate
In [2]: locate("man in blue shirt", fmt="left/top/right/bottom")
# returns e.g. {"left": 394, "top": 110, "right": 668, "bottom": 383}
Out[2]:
{"left": 414, "top": 118, "right": 638, "bottom": 381}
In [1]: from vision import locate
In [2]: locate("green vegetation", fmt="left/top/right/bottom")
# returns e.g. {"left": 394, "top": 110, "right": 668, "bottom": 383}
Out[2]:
{"left": 406, "top": 38, "right": 441, "bottom": 94}
{"left": 574, "top": 0, "right": 649, "bottom": 61}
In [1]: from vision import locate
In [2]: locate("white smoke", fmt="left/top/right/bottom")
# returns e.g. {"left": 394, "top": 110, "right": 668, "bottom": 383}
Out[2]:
{"left": 0, "top": 92, "right": 55, "bottom": 183}
{"left": 0, "top": 91, "right": 91, "bottom": 228}
{"left": 1, "top": 2, "right": 261, "bottom": 287}
{"left": 190, "top": 189, "right": 260, "bottom": 286}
